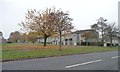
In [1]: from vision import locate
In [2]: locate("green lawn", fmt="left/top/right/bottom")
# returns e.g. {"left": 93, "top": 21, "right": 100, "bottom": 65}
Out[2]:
{"left": 1, "top": 43, "right": 118, "bottom": 61}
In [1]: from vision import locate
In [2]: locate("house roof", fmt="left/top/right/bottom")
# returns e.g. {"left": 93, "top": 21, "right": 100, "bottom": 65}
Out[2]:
{"left": 72, "top": 29, "right": 96, "bottom": 34}
{"left": 50, "top": 29, "right": 98, "bottom": 38}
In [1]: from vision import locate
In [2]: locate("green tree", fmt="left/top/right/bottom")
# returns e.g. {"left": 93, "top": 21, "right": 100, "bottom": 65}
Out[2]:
{"left": 91, "top": 17, "right": 107, "bottom": 46}
{"left": 105, "top": 23, "right": 118, "bottom": 47}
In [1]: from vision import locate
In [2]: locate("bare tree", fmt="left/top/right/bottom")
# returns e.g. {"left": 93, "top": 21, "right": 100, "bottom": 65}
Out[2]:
{"left": 53, "top": 10, "right": 74, "bottom": 51}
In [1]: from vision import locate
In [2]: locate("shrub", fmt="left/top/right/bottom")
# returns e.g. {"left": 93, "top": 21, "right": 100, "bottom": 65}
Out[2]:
{"left": 7, "top": 41, "right": 12, "bottom": 43}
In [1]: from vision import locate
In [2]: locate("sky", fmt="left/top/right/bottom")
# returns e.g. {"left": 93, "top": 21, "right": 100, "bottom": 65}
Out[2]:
{"left": 0, "top": 0, "right": 119, "bottom": 39}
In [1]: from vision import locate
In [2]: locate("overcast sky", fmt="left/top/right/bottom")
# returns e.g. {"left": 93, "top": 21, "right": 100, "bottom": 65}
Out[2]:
{"left": 0, "top": 0, "right": 119, "bottom": 39}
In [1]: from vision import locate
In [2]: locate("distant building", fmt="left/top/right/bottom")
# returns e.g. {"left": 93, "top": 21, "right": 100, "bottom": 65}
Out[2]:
{"left": 39, "top": 29, "right": 99, "bottom": 46}
{"left": 71, "top": 29, "right": 99, "bottom": 45}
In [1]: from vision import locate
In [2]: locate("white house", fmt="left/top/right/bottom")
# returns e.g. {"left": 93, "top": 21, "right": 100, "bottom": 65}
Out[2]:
{"left": 39, "top": 29, "right": 99, "bottom": 45}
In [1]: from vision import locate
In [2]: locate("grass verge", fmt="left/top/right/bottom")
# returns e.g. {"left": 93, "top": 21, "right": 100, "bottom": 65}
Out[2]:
{"left": 2, "top": 43, "right": 118, "bottom": 62}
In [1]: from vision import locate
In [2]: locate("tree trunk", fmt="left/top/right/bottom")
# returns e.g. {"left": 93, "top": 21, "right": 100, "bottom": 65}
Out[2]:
{"left": 43, "top": 34, "right": 47, "bottom": 46}
{"left": 101, "top": 29, "right": 104, "bottom": 46}
{"left": 110, "top": 36, "right": 113, "bottom": 47}
{"left": 59, "top": 32, "right": 62, "bottom": 51}
{"left": 87, "top": 42, "right": 89, "bottom": 46}
{"left": 85, "top": 38, "right": 88, "bottom": 46}
{"left": 16, "top": 40, "right": 18, "bottom": 43}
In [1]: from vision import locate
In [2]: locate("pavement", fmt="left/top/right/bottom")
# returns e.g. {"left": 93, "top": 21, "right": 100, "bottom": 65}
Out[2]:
{"left": 2, "top": 51, "right": 119, "bottom": 70}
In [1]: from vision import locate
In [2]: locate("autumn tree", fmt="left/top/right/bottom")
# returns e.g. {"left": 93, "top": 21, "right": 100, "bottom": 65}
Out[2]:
{"left": 81, "top": 31, "right": 98, "bottom": 46}
{"left": 19, "top": 7, "right": 74, "bottom": 48}
{"left": 27, "top": 32, "right": 40, "bottom": 43}
{"left": 19, "top": 8, "right": 57, "bottom": 46}
{"left": 20, "top": 33, "right": 27, "bottom": 43}
{"left": 9, "top": 31, "right": 21, "bottom": 43}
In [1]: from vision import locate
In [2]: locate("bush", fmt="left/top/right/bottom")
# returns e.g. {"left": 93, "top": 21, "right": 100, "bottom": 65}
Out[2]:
{"left": 77, "top": 42, "right": 80, "bottom": 45}
{"left": 98, "top": 42, "right": 103, "bottom": 46}
{"left": 81, "top": 42, "right": 86, "bottom": 46}
{"left": 89, "top": 42, "right": 98, "bottom": 46}
{"left": 7, "top": 41, "right": 12, "bottom": 43}
{"left": 81, "top": 42, "right": 98, "bottom": 46}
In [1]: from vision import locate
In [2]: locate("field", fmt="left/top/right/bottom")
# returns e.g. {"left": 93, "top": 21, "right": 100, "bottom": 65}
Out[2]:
{"left": 1, "top": 43, "right": 118, "bottom": 62}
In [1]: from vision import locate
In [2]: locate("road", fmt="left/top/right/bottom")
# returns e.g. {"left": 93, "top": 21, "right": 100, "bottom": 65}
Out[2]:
{"left": 2, "top": 51, "right": 119, "bottom": 70}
